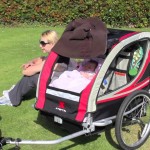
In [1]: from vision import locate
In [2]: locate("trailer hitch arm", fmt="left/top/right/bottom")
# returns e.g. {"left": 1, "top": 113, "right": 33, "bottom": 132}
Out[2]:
{"left": 0, "top": 130, "right": 87, "bottom": 147}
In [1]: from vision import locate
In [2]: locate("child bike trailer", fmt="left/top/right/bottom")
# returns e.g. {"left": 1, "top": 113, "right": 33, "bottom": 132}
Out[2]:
{"left": 1, "top": 17, "right": 150, "bottom": 150}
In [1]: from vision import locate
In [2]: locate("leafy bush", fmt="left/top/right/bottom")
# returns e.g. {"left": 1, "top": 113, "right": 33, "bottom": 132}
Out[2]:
{"left": 0, "top": 0, "right": 149, "bottom": 27}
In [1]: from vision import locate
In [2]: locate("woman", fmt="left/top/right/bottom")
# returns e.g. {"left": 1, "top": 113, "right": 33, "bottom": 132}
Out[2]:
{"left": 0, "top": 30, "right": 69, "bottom": 106}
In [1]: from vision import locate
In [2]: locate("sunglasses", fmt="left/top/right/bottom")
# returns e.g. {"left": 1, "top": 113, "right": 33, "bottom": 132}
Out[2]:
{"left": 39, "top": 41, "right": 50, "bottom": 46}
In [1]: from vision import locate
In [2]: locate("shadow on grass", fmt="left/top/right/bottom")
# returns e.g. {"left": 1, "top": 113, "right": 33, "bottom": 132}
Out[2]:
{"left": 6, "top": 147, "right": 20, "bottom": 150}
{"left": 0, "top": 115, "right": 2, "bottom": 138}
{"left": 34, "top": 112, "right": 121, "bottom": 150}
{"left": 0, "top": 112, "right": 121, "bottom": 150}
{"left": 104, "top": 124, "right": 121, "bottom": 150}
{"left": 0, "top": 116, "right": 19, "bottom": 150}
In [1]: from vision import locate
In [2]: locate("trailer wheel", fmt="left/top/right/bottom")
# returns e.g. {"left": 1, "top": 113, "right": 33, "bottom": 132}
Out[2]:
{"left": 115, "top": 90, "right": 150, "bottom": 150}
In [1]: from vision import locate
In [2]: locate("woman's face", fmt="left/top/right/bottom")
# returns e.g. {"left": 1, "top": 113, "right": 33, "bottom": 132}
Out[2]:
{"left": 39, "top": 36, "right": 54, "bottom": 53}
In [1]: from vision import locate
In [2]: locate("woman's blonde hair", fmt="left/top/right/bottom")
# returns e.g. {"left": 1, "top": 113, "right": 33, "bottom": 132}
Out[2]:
{"left": 41, "top": 30, "right": 59, "bottom": 44}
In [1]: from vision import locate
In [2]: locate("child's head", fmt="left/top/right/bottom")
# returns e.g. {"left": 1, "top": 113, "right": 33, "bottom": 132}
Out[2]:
{"left": 82, "top": 60, "right": 98, "bottom": 72}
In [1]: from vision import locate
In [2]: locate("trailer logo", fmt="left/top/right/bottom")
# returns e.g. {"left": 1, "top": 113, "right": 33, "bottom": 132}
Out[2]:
{"left": 56, "top": 101, "right": 66, "bottom": 112}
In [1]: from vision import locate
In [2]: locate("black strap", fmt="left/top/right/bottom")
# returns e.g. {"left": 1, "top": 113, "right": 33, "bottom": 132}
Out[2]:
{"left": 109, "top": 67, "right": 127, "bottom": 73}
{"left": 0, "top": 137, "right": 6, "bottom": 149}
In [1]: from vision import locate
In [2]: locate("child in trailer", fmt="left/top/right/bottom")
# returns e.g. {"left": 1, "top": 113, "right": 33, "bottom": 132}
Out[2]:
{"left": 50, "top": 60, "right": 99, "bottom": 93}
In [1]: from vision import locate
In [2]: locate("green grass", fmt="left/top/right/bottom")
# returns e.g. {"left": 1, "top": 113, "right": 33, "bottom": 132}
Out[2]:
{"left": 0, "top": 26, "right": 150, "bottom": 150}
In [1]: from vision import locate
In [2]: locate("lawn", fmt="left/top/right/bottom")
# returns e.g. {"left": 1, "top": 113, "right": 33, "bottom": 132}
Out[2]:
{"left": 0, "top": 25, "right": 150, "bottom": 150}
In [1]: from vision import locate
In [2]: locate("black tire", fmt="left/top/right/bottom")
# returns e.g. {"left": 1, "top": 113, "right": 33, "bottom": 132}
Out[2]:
{"left": 115, "top": 90, "right": 150, "bottom": 150}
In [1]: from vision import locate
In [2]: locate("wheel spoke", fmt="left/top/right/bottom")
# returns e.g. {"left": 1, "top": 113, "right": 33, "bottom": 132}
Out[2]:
{"left": 115, "top": 91, "right": 150, "bottom": 150}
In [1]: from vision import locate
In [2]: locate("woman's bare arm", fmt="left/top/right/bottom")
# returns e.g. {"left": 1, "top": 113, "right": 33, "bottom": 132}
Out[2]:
{"left": 22, "top": 59, "right": 46, "bottom": 76}
{"left": 22, "top": 56, "right": 46, "bottom": 70}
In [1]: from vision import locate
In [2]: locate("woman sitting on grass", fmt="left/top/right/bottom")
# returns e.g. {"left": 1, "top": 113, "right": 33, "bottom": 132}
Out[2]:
{"left": 0, "top": 30, "right": 69, "bottom": 106}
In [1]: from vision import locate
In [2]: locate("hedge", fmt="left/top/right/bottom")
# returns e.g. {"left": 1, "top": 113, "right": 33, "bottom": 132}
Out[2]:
{"left": 0, "top": 0, "right": 149, "bottom": 28}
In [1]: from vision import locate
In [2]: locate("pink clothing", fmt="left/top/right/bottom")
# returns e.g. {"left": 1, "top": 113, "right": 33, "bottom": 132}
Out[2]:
{"left": 50, "top": 70, "right": 95, "bottom": 93}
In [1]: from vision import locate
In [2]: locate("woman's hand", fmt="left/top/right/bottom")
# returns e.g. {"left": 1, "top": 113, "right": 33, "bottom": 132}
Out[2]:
{"left": 21, "top": 56, "right": 46, "bottom": 76}
{"left": 22, "top": 62, "right": 34, "bottom": 70}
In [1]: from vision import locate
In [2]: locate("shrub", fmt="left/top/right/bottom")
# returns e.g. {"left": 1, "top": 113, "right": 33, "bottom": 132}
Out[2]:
{"left": 0, "top": 0, "right": 149, "bottom": 27}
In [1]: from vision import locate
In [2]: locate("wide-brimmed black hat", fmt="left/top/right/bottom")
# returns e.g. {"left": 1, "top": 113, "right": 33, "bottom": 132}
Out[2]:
{"left": 52, "top": 17, "right": 107, "bottom": 58}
